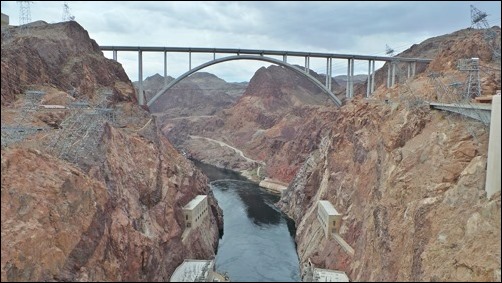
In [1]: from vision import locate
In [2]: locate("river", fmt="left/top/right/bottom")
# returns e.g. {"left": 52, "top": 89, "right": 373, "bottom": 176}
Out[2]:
{"left": 193, "top": 160, "right": 300, "bottom": 282}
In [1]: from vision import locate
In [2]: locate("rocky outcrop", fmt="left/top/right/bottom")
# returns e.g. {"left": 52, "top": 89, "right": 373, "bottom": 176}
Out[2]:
{"left": 1, "top": 21, "right": 134, "bottom": 106}
{"left": 1, "top": 21, "right": 221, "bottom": 281}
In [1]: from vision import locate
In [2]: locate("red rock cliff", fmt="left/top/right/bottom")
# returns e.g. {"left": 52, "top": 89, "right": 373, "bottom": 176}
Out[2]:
{"left": 1, "top": 21, "right": 221, "bottom": 281}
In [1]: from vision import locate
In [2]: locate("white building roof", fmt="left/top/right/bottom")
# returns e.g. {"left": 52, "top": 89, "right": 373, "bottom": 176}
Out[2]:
{"left": 319, "top": 200, "right": 340, "bottom": 216}
{"left": 313, "top": 268, "right": 349, "bottom": 282}
{"left": 170, "top": 259, "right": 214, "bottom": 282}
{"left": 183, "top": 195, "right": 207, "bottom": 210}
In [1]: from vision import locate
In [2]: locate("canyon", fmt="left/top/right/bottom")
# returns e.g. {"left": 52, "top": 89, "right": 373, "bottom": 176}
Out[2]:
{"left": 1, "top": 17, "right": 500, "bottom": 283}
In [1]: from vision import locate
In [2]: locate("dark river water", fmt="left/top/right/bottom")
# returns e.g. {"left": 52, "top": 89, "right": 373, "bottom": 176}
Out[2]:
{"left": 193, "top": 160, "right": 300, "bottom": 282}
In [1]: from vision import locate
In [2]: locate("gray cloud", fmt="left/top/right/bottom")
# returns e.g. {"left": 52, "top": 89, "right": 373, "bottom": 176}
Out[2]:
{"left": 1, "top": 1, "right": 500, "bottom": 81}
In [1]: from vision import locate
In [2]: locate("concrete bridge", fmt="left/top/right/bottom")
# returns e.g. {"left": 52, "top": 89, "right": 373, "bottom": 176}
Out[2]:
{"left": 429, "top": 102, "right": 492, "bottom": 124}
{"left": 99, "top": 46, "right": 432, "bottom": 106}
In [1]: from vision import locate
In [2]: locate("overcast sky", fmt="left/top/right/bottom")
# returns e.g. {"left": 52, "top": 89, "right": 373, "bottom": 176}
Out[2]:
{"left": 2, "top": 1, "right": 501, "bottom": 82}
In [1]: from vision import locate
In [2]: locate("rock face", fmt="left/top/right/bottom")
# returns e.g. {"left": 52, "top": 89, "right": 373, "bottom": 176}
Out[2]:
{"left": 278, "top": 98, "right": 500, "bottom": 281}
{"left": 276, "top": 27, "right": 501, "bottom": 282}
{"left": 1, "top": 21, "right": 134, "bottom": 106}
{"left": 1, "top": 21, "right": 221, "bottom": 281}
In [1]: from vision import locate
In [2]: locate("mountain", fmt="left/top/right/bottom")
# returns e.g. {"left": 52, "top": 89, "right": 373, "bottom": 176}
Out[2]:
{"left": 162, "top": 64, "right": 342, "bottom": 181}
{"left": 135, "top": 72, "right": 248, "bottom": 117}
{"left": 1, "top": 21, "right": 221, "bottom": 281}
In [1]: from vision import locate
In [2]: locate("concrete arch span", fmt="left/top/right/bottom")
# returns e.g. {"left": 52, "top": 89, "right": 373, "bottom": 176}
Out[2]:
{"left": 146, "top": 55, "right": 342, "bottom": 107}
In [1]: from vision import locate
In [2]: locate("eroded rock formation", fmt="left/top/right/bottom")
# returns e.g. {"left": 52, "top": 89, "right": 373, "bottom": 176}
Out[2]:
{"left": 1, "top": 21, "right": 221, "bottom": 281}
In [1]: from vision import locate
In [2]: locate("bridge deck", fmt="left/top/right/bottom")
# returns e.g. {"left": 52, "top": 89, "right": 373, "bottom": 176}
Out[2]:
{"left": 99, "top": 46, "right": 432, "bottom": 62}
{"left": 429, "top": 102, "right": 492, "bottom": 124}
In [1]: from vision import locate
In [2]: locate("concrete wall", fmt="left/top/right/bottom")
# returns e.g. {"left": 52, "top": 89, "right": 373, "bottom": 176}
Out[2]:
{"left": 485, "top": 95, "right": 501, "bottom": 198}
{"left": 183, "top": 195, "right": 208, "bottom": 229}
{"left": 1, "top": 13, "right": 9, "bottom": 26}
{"left": 317, "top": 201, "right": 342, "bottom": 239}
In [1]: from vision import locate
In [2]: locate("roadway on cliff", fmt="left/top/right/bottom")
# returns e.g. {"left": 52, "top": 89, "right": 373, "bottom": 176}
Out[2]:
{"left": 189, "top": 135, "right": 265, "bottom": 165}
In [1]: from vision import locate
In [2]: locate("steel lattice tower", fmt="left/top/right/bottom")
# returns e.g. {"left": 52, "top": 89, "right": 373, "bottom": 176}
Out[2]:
{"left": 17, "top": 1, "right": 32, "bottom": 33}
{"left": 62, "top": 2, "right": 75, "bottom": 22}
{"left": 458, "top": 58, "right": 481, "bottom": 99}
{"left": 470, "top": 5, "right": 490, "bottom": 29}
{"left": 470, "top": 5, "right": 500, "bottom": 66}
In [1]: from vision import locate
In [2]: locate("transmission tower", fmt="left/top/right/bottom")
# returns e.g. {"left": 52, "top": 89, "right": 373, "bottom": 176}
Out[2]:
{"left": 17, "top": 1, "right": 32, "bottom": 33}
{"left": 385, "top": 44, "right": 395, "bottom": 56}
{"left": 469, "top": 5, "right": 500, "bottom": 65}
{"left": 62, "top": 1, "right": 75, "bottom": 22}
{"left": 457, "top": 58, "right": 481, "bottom": 99}
{"left": 470, "top": 5, "right": 490, "bottom": 29}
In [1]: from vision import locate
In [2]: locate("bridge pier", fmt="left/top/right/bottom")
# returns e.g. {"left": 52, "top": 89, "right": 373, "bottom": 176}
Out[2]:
{"left": 138, "top": 50, "right": 144, "bottom": 105}
{"left": 189, "top": 51, "right": 192, "bottom": 70}
{"left": 328, "top": 58, "right": 332, "bottom": 90}
{"left": 391, "top": 61, "right": 396, "bottom": 87}
{"left": 387, "top": 63, "right": 391, "bottom": 88}
{"left": 371, "top": 60, "right": 376, "bottom": 93}
{"left": 486, "top": 95, "right": 501, "bottom": 198}
{"left": 325, "top": 57, "right": 332, "bottom": 89}
{"left": 112, "top": 50, "right": 117, "bottom": 61}
{"left": 366, "top": 60, "right": 373, "bottom": 97}
{"left": 305, "top": 56, "right": 310, "bottom": 74}
{"left": 346, "top": 58, "right": 354, "bottom": 98}
{"left": 164, "top": 51, "right": 168, "bottom": 86}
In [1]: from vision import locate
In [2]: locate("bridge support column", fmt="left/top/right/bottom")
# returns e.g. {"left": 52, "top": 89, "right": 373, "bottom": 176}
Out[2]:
{"left": 350, "top": 58, "right": 354, "bottom": 98}
{"left": 283, "top": 54, "right": 287, "bottom": 63}
{"left": 189, "top": 51, "right": 192, "bottom": 70}
{"left": 387, "top": 63, "right": 391, "bottom": 88}
{"left": 112, "top": 50, "right": 117, "bottom": 61}
{"left": 485, "top": 94, "right": 501, "bottom": 198}
{"left": 407, "top": 63, "right": 411, "bottom": 79}
{"left": 328, "top": 58, "right": 332, "bottom": 90}
{"left": 391, "top": 61, "right": 396, "bottom": 87}
{"left": 305, "top": 56, "right": 310, "bottom": 74}
{"left": 366, "top": 60, "right": 371, "bottom": 97}
{"left": 346, "top": 59, "right": 351, "bottom": 98}
{"left": 371, "top": 60, "right": 376, "bottom": 94}
{"left": 138, "top": 50, "right": 144, "bottom": 105}
{"left": 164, "top": 51, "right": 168, "bottom": 86}
{"left": 325, "top": 57, "right": 331, "bottom": 88}
{"left": 346, "top": 58, "right": 354, "bottom": 98}
{"left": 412, "top": 61, "right": 416, "bottom": 77}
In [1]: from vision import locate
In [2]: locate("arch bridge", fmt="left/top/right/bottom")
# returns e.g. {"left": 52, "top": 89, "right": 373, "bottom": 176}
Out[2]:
{"left": 99, "top": 46, "right": 432, "bottom": 107}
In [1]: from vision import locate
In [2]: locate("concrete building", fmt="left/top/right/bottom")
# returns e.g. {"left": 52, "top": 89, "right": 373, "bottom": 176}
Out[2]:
{"left": 317, "top": 200, "right": 342, "bottom": 239}
{"left": 485, "top": 94, "right": 501, "bottom": 198}
{"left": 1, "top": 13, "right": 9, "bottom": 26}
{"left": 183, "top": 195, "right": 208, "bottom": 229}
{"left": 302, "top": 259, "right": 350, "bottom": 282}
{"left": 170, "top": 259, "right": 228, "bottom": 282}
{"left": 312, "top": 268, "right": 350, "bottom": 282}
